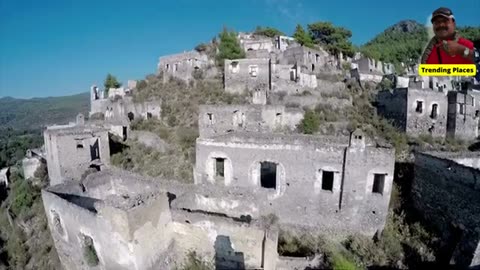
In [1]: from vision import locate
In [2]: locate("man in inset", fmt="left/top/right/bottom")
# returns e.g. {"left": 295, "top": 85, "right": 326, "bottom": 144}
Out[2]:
{"left": 420, "top": 7, "right": 475, "bottom": 64}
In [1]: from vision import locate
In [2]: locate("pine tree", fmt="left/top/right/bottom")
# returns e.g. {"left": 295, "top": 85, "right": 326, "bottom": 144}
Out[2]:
{"left": 104, "top": 74, "right": 121, "bottom": 95}
{"left": 216, "top": 27, "right": 246, "bottom": 67}
{"left": 293, "top": 24, "right": 314, "bottom": 48}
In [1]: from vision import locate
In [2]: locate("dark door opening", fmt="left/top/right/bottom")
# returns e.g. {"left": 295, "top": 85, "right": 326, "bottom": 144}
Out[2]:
{"left": 372, "top": 174, "right": 385, "bottom": 194}
{"left": 122, "top": 126, "right": 127, "bottom": 141}
{"left": 90, "top": 139, "right": 100, "bottom": 161}
{"left": 322, "top": 171, "right": 334, "bottom": 191}
{"left": 260, "top": 162, "right": 277, "bottom": 189}
{"left": 127, "top": 112, "right": 135, "bottom": 121}
{"left": 215, "top": 158, "right": 225, "bottom": 178}
{"left": 89, "top": 164, "right": 101, "bottom": 172}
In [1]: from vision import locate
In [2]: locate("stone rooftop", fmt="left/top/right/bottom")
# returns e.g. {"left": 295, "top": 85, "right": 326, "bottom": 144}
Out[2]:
{"left": 197, "top": 131, "right": 391, "bottom": 149}
{"left": 421, "top": 151, "right": 480, "bottom": 170}
{"left": 44, "top": 124, "right": 109, "bottom": 136}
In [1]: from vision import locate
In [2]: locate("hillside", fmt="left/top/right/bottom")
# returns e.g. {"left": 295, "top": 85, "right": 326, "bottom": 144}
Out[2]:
{"left": 361, "top": 20, "right": 480, "bottom": 67}
{"left": 0, "top": 92, "right": 90, "bottom": 130}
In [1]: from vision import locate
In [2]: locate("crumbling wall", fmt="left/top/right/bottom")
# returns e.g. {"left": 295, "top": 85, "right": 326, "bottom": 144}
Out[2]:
{"left": 352, "top": 57, "right": 394, "bottom": 75}
{"left": 171, "top": 211, "right": 278, "bottom": 270}
{"left": 413, "top": 152, "right": 480, "bottom": 268}
{"left": 42, "top": 179, "right": 175, "bottom": 270}
{"left": 376, "top": 88, "right": 408, "bottom": 131}
{"left": 271, "top": 64, "right": 317, "bottom": 93}
{"left": 198, "top": 105, "right": 303, "bottom": 138}
{"left": 42, "top": 190, "right": 136, "bottom": 270}
{"left": 158, "top": 51, "right": 210, "bottom": 82}
{"left": 44, "top": 127, "right": 111, "bottom": 185}
{"left": 239, "top": 36, "right": 274, "bottom": 52}
{"left": 22, "top": 156, "right": 44, "bottom": 181}
{"left": 194, "top": 132, "right": 395, "bottom": 236}
{"left": 447, "top": 91, "right": 479, "bottom": 141}
{"left": 224, "top": 58, "right": 270, "bottom": 94}
{"left": 280, "top": 46, "right": 336, "bottom": 73}
{"left": 91, "top": 96, "right": 161, "bottom": 121}
{"left": 406, "top": 89, "right": 448, "bottom": 138}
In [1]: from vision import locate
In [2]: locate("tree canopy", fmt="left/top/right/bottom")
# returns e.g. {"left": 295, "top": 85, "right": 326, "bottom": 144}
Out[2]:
{"left": 216, "top": 27, "right": 246, "bottom": 66}
{"left": 307, "top": 21, "right": 355, "bottom": 57}
{"left": 254, "top": 26, "right": 284, "bottom": 38}
{"left": 104, "top": 74, "right": 121, "bottom": 91}
{"left": 293, "top": 24, "right": 314, "bottom": 48}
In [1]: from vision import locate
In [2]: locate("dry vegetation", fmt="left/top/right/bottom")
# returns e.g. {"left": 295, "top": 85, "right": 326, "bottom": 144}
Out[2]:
{"left": 111, "top": 74, "right": 248, "bottom": 182}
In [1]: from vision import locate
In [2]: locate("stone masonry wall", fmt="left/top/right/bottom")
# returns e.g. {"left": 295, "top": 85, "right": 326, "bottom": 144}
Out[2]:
{"left": 90, "top": 96, "right": 161, "bottom": 121}
{"left": 377, "top": 88, "right": 408, "bottom": 131}
{"left": 198, "top": 105, "right": 303, "bottom": 138}
{"left": 194, "top": 132, "right": 395, "bottom": 236}
{"left": 44, "top": 127, "right": 111, "bottom": 185}
{"left": 158, "top": 51, "right": 210, "bottom": 82}
{"left": 171, "top": 211, "right": 278, "bottom": 270}
{"left": 224, "top": 58, "right": 270, "bottom": 94}
{"left": 406, "top": 89, "right": 448, "bottom": 138}
{"left": 413, "top": 152, "right": 480, "bottom": 268}
{"left": 447, "top": 91, "right": 479, "bottom": 141}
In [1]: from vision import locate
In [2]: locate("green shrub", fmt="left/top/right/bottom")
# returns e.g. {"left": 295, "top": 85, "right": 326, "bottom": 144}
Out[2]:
{"left": 278, "top": 230, "right": 317, "bottom": 257}
{"left": 344, "top": 234, "right": 387, "bottom": 266}
{"left": 84, "top": 244, "right": 99, "bottom": 266}
{"left": 11, "top": 180, "right": 35, "bottom": 216}
{"left": 179, "top": 251, "right": 213, "bottom": 270}
{"left": 299, "top": 110, "right": 320, "bottom": 134}
{"left": 331, "top": 253, "right": 359, "bottom": 270}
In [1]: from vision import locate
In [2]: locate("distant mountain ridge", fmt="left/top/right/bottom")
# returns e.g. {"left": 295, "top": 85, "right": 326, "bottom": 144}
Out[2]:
{"left": 0, "top": 92, "right": 89, "bottom": 130}
{"left": 360, "top": 20, "right": 480, "bottom": 68}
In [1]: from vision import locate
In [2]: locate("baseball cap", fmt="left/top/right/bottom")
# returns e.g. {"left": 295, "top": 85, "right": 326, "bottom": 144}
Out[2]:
{"left": 431, "top": 7, "right": 455, "bottom": 22}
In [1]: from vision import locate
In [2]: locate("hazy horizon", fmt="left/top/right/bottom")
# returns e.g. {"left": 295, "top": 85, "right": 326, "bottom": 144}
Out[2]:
{"left": 1, "top": 0, "right": 478, "bottom": 98}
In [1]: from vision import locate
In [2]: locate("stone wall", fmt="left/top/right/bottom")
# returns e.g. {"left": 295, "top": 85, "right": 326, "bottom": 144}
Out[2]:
{"left": 22, "top": 156, "right": 44, "bottom": 181}
{"left": 271, "top": 64, "right": 317, "bottom": 93}
{"left": 377, "top": 88, "right": 408, "bottom": 131}
{"left": 413, "top": 152, "right": 480, "bottom": 268}
{"left": 171, "top": 210, "right": 278, "bottom": 270}
{"left": 224, "top": 58, "right": 270, "bottom": 94}
{"left": 157, "top": 50, "right": 210, "bottom": 82}
{"left": 377, "top": 88, "right": 448, "bottom": 138}
{"left": 447, "top": 91, "right": 479, "bottom": 141}
{"left": 194, "top": 130, "right": 395, "bottom": 236}
{"left": 90, "top": 96, "right": 161, "bottom": 122}
{"left": 406, "top": 89, "right": 448, "bottom": 138}
{"left": 42, "top": 184, "right": 173, "bottom": 270}
{"left": 43, "top": 170, "right": 279, "bottom": 270}
{"left": 44, "top": 125, "right": 111, "bottom": 185}
{"left": 280, "top": 46, "right": 338, "bottom": 73}
{"left": 198, "top": 105, "right": 304, "bottom": 138}
{"left": 239, "top": 35, "right": 274, "bottom": 52}
{"left": 352, "top": 57, "right": 394, "bottom": 75}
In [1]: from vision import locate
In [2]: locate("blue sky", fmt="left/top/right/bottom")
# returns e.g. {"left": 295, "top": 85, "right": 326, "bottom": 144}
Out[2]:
{"left": 0, "top": 0, "right": 478, "bottom": 98}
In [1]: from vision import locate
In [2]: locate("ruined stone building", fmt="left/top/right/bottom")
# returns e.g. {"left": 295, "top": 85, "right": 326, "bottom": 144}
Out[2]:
{"left": 22, "top": 148, "right": 46, "bottom": 181}
{"left": 413, "top": 151, "right": 480, "bottom": 269}
{"left": 198, "top": 104, "right": 304, "bottom": 138}
{"left": 238, "top": 32, "right": 275, "bottom": 53}
{"left": 224, "top": 57, "right": 318, "bottom": 101}
{"left": 196, "top": 105, "right": 396, "bottom": 236}
{"left": 42, "top": 169, "right": 279, "bottom": 270}
{"left": 44, "top": 115, "right": 111, "bottom": 186}
{"left": 350, "top": 57, "right": 395, "bottom": 83}
{"left": 376, "top": 81, "right": 480, "bottom": 140}
{"left": 90, "top": 85, "right": 161, "bottom": 122}
{"left": 157, "top": 50, "right": 215, "bottom": 83}
{"left": 279, "top": 45, "right": 341, "bottom": 73}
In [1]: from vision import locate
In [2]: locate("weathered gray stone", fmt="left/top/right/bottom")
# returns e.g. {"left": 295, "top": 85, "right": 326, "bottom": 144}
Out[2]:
{"left": 413, "top": 152, "right": 480, "bottom": 269}
{"left": 44, "top": 124, "right": 111, "bottom": 186}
